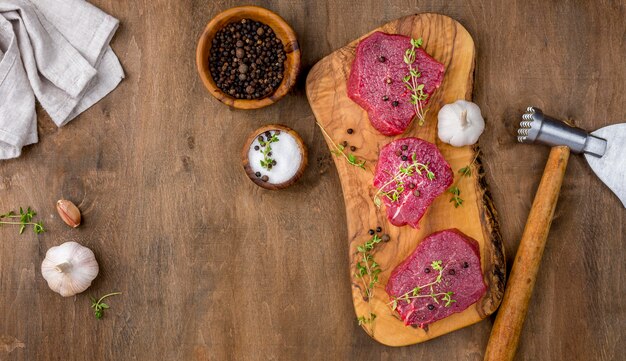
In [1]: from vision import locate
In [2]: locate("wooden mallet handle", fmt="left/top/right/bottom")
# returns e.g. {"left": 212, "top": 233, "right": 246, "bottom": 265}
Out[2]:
{"left": 484, "top": 146, "right": 570, "bottom": 361}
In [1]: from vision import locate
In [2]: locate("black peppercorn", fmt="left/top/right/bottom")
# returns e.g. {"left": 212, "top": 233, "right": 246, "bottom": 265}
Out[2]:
{"left": 392, "top": 101, "right": 399, "bottom": 107}
{"left": 375, "top": 227, "right": 382, "bottom": 233}
{"left": 395, "top": 150, "right": 402, "bottom": 156}
{"left": 449, "top": 269, "right": 456, "bottom": 275}
{"left": 427, "top": 304, "right": 435, "bottom": 310}
{"left": 413, "top": 190, "right": 421, "bottom": 197}
{"left": 424, "top": 268, "right": 430, "bottom": 273}
{"left": 255, "top": 172, "right": 261, "bottom": 177}
{"left": 382, "top": 95, "right": 389, "bottom": 101}
{"left": 350, "top": 146, "right": 356, "bottom": 151}
{"left": 381, "top": 234, "right": 391, "bottom": 242}
{"left": 342, "top": 140, "right": 348, "bottom": 147}
{"left": 254, "top": 145, "right": 259, "bottom": 151}
{"left": 272, "top": 160, "right": 277, "bottom": 166}
{"left": 347, "top": 128, "right": 354, "bottom": 134}
{"left": 463, "top": 262, "right": 469, "bottom": 268}
{"left": 209, "top": 19, "right": 286, "bottom": 100}
{"left": 368, "top": 229, "right": 375, "bottom": 235}
{"left": 401, "top": 145, "right": 408, "bottom": 151}
{"left": 378, "top": 55, "right": 386, "bottom": 62}
{"left": 258, "top": 135, "right": 264, "bottom": 142}
{"left": 408, "top": 183, "right": 415, "bottom": 189}
{"left": 261, "top": 175, "right": 269, "bottom": 182}
{"left": 401, "top": 155, "right": 408, "bottom": 161}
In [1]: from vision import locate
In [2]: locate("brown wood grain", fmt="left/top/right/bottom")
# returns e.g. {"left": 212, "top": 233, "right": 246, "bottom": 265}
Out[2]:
{"left": 0, "top": 1, "right": 624, "bottom": 360}
{"left": 305, "top": 13, "right": 505, "bottom": 346}
{"left": 485, "top": 146, "right": 570, "bottom": 361}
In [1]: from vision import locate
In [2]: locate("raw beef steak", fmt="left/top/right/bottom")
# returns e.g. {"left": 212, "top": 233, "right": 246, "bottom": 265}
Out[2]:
{"left": 373, "top": 137, "right": 453, "bottom": 228}
{"left": 386, "top": 229, "right": 486, "bottom": 328}
{"left": 347, "top": 31, "right": 445, "bottom": 135}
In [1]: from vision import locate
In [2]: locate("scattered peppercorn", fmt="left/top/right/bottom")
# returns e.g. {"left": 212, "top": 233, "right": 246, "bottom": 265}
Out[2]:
{"left": 424, "top": 267, "right": 430, "bottom": 273}
{"left": 408, "top": 183, "right": 415, "bottom": 189}
{"left": 272, "top": 160, "right": 277, "bottom": 166}
{"left": 382, "top": 95, "right": 389, "bottom": 101}
{"left": 368, "top": 229, "right": 375, "bottom": 235}
{"left": 449, "top": 269, "right": 456, "bottom": 275}
{"left": 350, "top": 146, "right": 356, "bottom": 152}
{"left": 427, "top": 304, "right": 435, "bottom": 310}
{"left": 392, "top": 101, "right": 399, "bottom": 107}
{"left": 463, "top": 262, "right": 469, "bottom": 268}
{"left": 375, "top": 226, "right": 382, "bottom": 233}
{"left": 342, "top": 140, "right": 348, "bottom": 147}
{"left": 261, "top": 175, "right": 269, "bottom": 182}
{"left": 209, "top": 18, "right": 286, "bottom": 100}
{"left": 413, "top": 190, "right": 421, "bottom": 197}
{"left": 378, "top": 55, "right": 386, "bottom": 62}
{"left": 381, "top": 234, "right": 391, "bottom": 242}
{"left": 401, "top": 145, "right": 408, "bottom": 151}
{"left": 395, "top": 150, "right": 402, "bottom": 156}
{"left": 255, "top": 172, "right": 261, "bottom": 177}
{"left": 401, "top": 155, "right": 408, "bottom": 161}
{"left": 347, "top": 128, "right": 354, "bottom": 134}
{"left": 254, "top": 145, "right": 259, "bottom": 151}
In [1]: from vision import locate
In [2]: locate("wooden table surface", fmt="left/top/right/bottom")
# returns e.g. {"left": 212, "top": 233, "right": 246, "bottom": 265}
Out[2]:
{"left": 1, "top": 1, "right": 624, "bottom": 360}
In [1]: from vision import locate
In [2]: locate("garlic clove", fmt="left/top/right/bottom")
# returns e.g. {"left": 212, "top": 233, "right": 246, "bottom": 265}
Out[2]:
{"left": 56, "top": 199, "right": 81, "bottom": 228}
{"left": 41, "top": 241, "right": 98, "bottom": 297}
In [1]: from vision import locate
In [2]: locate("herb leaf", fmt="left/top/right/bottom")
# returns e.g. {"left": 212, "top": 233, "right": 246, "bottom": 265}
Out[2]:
{"left": 0, "top": 207, "right": 45, "bottom": 235}
{"left": 403, "top": 38, "right": 430, "bottom": 126}
{"left": 90, "top": 292, "right": 122, "bottom": 320}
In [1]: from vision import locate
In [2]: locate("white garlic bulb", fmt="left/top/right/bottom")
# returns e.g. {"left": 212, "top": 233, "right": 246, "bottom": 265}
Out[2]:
{"left": 41, "top": 242, "right": 99, "bottom": 297}
{"left": 437, "top": 100, "right": 485, "bottom": 147}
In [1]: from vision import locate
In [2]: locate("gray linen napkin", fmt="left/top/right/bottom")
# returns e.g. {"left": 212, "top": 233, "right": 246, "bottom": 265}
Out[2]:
{"left": 0, "top": 0, "right": 124, "bottom": 159}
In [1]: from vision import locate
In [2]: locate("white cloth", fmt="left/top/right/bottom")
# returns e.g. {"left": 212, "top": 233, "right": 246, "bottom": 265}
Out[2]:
{"left": 0, "top": 0, "right": 124, "bottom": 159}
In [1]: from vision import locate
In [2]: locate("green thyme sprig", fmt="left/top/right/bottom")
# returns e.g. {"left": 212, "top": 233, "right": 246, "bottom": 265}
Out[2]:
{"left": 259, "top": 133, "right": 279, "bottom": 170}
{"left": 354, "top": 233, "right": 385, "bottom": 329}
{"left": 448, "top": 153, "right": 479, "bottom": 208}
{"left": 389, "top": 260, "right": 457, "bottom": 311}
{"left": 373, "top": 153, "right": 435, "bottom": 207}
{"left": 316, "top": 122, "right": 366, "bottom": 170}
{"left": 403, "top": 38, "right": 430, "bottom": 126}
{"left": 0, "top": 207, "right": 45, "bottom": 234}
{"left": 355, "top": 234, "right": 383, "bottom": 300}
{"left": 91, "top": 292, "right": 122, "bottom": 319}
{"left": 357, "top": 313, "right": 377, "bottom": 326}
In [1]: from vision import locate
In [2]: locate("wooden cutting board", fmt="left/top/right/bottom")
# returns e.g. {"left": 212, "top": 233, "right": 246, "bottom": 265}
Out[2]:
{"left": 306, "top": 13, "right": 506, "bottom": 346}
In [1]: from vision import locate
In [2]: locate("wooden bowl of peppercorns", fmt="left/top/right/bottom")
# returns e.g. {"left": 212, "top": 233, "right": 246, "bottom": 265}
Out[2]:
{"left": 196, "top": 6, "right": 301, "bottom": 109}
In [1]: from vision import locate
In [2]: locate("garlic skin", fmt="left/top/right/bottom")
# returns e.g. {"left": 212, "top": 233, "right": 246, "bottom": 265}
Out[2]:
{"left": 41, "top": 242, "right": 99, "bottom": 297}
{"left": 437, "top": 100, "right": 485, "bottom": 147}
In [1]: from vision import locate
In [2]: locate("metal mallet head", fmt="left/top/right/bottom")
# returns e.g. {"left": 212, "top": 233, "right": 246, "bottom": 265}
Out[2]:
{"left": 517, "top": 106, "right": 606, "bottom": 158}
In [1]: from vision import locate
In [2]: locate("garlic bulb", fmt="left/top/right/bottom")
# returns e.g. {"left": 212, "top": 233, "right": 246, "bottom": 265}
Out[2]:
{"left": 41, "top": 242, "right": 99, "bottom": 297}
{"left": 437, "top": 100, "right": 485, "bottom": 147}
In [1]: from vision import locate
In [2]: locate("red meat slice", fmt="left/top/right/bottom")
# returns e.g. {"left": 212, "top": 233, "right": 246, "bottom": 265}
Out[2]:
{"left": 347, "top": 32, "right": 445, "bottom": 135}
{"left": 373, "top": 137, "right": 453, "bottom": 229}
{"left": 386, "top": 229, "right": 487, "bottom": 328}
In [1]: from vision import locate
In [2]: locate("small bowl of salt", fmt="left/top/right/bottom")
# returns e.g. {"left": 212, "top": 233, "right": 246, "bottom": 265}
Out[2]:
{"left": 242, "top": 124, "right": 307, "bottom": 190}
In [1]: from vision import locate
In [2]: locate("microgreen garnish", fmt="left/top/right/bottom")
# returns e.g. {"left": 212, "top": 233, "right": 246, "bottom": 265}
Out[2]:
{"left": 389, "top": 260, "right": 456, "bottom": 311}
{"left": 316, "top": 122, "right": 366, "bottom": 170}
{"left": 373, "top": 153, "right": 435, "bottom": 207}
{"left": 403, "top": 38, "right": 429, "bottom": 126}
{"left": 259, "top": 133, "right": 279, "bottom": 170}
{"left": 91, "top": 292, "right": 122, "bottom": 319}
{"left": 0, "top": 207, "right": 45, "bottom": 234}
{"left": 447, "top": 152, "right": 479, "bottom": 208}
